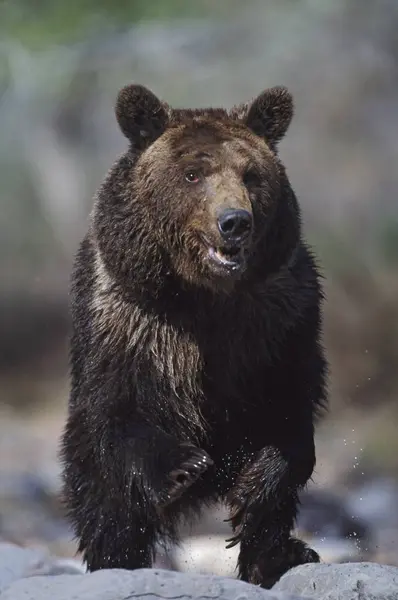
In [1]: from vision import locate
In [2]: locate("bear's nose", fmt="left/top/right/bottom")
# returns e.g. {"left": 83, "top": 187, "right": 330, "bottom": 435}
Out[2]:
{"left": 217, "top": 209, "right": 252, "bottom": 242}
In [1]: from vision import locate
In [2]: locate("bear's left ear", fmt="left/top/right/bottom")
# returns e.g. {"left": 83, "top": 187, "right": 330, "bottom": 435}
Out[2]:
{"left": 242, "top": 86, "right": 294, "bottom": 149}
{"left": 115, "top": 83, "right": 169, "bottom": 149}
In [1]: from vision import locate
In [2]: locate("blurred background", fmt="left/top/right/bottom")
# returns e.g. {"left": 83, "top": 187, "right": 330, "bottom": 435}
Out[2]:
{"left": 1, "top": 0, "right": 398, "bottom": 577}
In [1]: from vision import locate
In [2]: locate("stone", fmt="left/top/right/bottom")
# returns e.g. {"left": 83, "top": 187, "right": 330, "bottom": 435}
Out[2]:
{"left": 0, "top": 542, "right": 84, "bottom": 594}
{"left": 273, "top": 562, "right": 398, "bottom": 600}
{"left": 0, "top": 542, "right": 48, "bottom": 593}
{"left": 297, "top": 488, "right": 370, "bottom": 543}
{"left": 1, "top": 567, "right": 308, "bottom": 600}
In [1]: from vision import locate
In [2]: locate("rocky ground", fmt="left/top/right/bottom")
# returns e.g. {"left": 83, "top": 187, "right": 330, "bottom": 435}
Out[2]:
{"left": 2, "top": 405, "right": 398, "bottom": 566}
{"left": 2, "top": 403, "right": 398, "bottom": 598}
{"left": 1, "top": 543, "right": 398, "bottom": 599}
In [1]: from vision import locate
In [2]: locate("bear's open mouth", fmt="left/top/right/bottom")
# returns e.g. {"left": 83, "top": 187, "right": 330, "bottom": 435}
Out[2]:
{"left": 208, "top": 245, "right": 245, "bottom": 271}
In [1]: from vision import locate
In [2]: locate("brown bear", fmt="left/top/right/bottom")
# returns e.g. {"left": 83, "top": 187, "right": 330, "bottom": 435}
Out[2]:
{"left": 60, "top": 83, "right": 328, "bottom": 589}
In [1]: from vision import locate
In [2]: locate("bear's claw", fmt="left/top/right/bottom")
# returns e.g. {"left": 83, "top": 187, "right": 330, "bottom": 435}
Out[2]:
{"left": 158, "top": 445, "right": 213, "bottom": 507}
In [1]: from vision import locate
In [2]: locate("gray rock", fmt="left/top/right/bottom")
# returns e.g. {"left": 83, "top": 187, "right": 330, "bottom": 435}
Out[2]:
{"left": 0, "top": 543, "right": 48, "bottom": 593}
{"left": 297, "top": 488, "right": 370, "bottom": 543}
{"left": 344, "top": 477, "right": 398, "bottom": 562}
{"left": 0, "top": 542, "right": 84, "bottom": 593}
{"left": 0, "top": 568, "right": 308, "bottom": 600}
{"left": 29, "top": 557, "right": 86, "bottom": 577}
{"left": 273, "top": 562, "right": 398, "bottom": 600}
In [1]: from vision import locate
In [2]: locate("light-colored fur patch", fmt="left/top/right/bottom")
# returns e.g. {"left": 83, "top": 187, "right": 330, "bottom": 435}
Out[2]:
{"left": 90, "top": 247, "right": 206, "bottom": 434}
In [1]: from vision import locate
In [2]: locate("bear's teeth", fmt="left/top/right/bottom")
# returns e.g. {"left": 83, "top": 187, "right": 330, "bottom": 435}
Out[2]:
{"left": 208, "top": 246, "right": 243, "bottom": 269}
{"left": 214, "top": 248, "right": 240, "bottom": 265}
{"left": 223, "top": 247, "right": 240, "bottom": 258}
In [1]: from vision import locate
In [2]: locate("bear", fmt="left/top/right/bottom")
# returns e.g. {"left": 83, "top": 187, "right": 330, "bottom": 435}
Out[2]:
{"left": 59, "top": 82, "right": 328, "bottom": 589}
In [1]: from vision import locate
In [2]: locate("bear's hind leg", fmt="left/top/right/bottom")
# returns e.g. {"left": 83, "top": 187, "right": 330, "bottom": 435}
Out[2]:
{"left": 79, "top": 498, "right": 160, "bottom": 571}
{"left": 229, "top": 494, "right": 319, "bottom": 588}
{"left": 61, "top": 410, "right": 213, "bottom": 572}
{"left": 225, "top": 443, "right": 319, "bottom": 589}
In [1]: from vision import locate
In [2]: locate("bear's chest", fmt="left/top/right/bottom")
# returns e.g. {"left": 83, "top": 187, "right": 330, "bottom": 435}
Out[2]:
{"left": 200, "top": 318, "right": 279, "bottom": 412}
{"left": 200, "top": 303, "right": 274, "bottom": 377}
{"left": 197, "top": 305, "right": 294, "bottom": 440}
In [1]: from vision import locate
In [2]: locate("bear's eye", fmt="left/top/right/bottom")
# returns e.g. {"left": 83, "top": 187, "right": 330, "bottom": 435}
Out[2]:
{"left": 243, "top": 170, "right": 261, "bottom": 189}
{"left": 185, "top": 171, "right": 200, "bottom": 184}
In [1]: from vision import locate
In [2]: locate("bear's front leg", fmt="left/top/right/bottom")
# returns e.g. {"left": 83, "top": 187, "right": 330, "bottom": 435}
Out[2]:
{"left": 61, "top": 409, "right": 213, "bottom": 572}
{"left": 226, "top": 437, "right": 319, "bottom": 589}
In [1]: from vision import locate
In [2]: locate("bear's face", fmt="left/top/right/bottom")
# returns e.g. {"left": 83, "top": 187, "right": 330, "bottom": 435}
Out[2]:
{"left": 111, "top": 84, "right": 295, "bottom": 291}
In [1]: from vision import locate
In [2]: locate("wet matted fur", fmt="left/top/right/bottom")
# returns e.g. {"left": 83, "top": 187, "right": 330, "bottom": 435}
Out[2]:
{"left": 60, "top": 83, "right": 328, "bottom": 589}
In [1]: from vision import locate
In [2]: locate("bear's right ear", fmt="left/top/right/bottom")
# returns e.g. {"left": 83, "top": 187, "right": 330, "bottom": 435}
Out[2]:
{"left": 242, "top": 86, "right": 294, "bottom": 150}
{"left": 115, "top": 84, "right": 169, "bottom": 149}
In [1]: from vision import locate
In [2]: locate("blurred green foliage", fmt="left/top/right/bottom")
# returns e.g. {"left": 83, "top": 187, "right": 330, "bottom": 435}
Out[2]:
{"left": 378, "top": 219, "right": 398, "bottom": 266}
{"left": 1, "top": 0, "right": 398, "bottom": 428}
{"left": 1, "top": 0, "right": 241, "bottom": 48}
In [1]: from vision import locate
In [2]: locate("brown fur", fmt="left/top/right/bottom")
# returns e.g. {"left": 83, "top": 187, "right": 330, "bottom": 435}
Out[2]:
{"left": 60, "top": 83, "right": 327, "bottom": 589}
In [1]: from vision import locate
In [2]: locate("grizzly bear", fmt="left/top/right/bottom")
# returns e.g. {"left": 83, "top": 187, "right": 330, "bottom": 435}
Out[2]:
{"left": 60, "top": 82, "right": 328, "bottom": 589}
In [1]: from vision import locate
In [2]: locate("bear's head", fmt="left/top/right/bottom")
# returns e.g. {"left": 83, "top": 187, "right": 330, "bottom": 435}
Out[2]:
{"left": 94, "top": 84, "right": 301, "bottom": 295}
